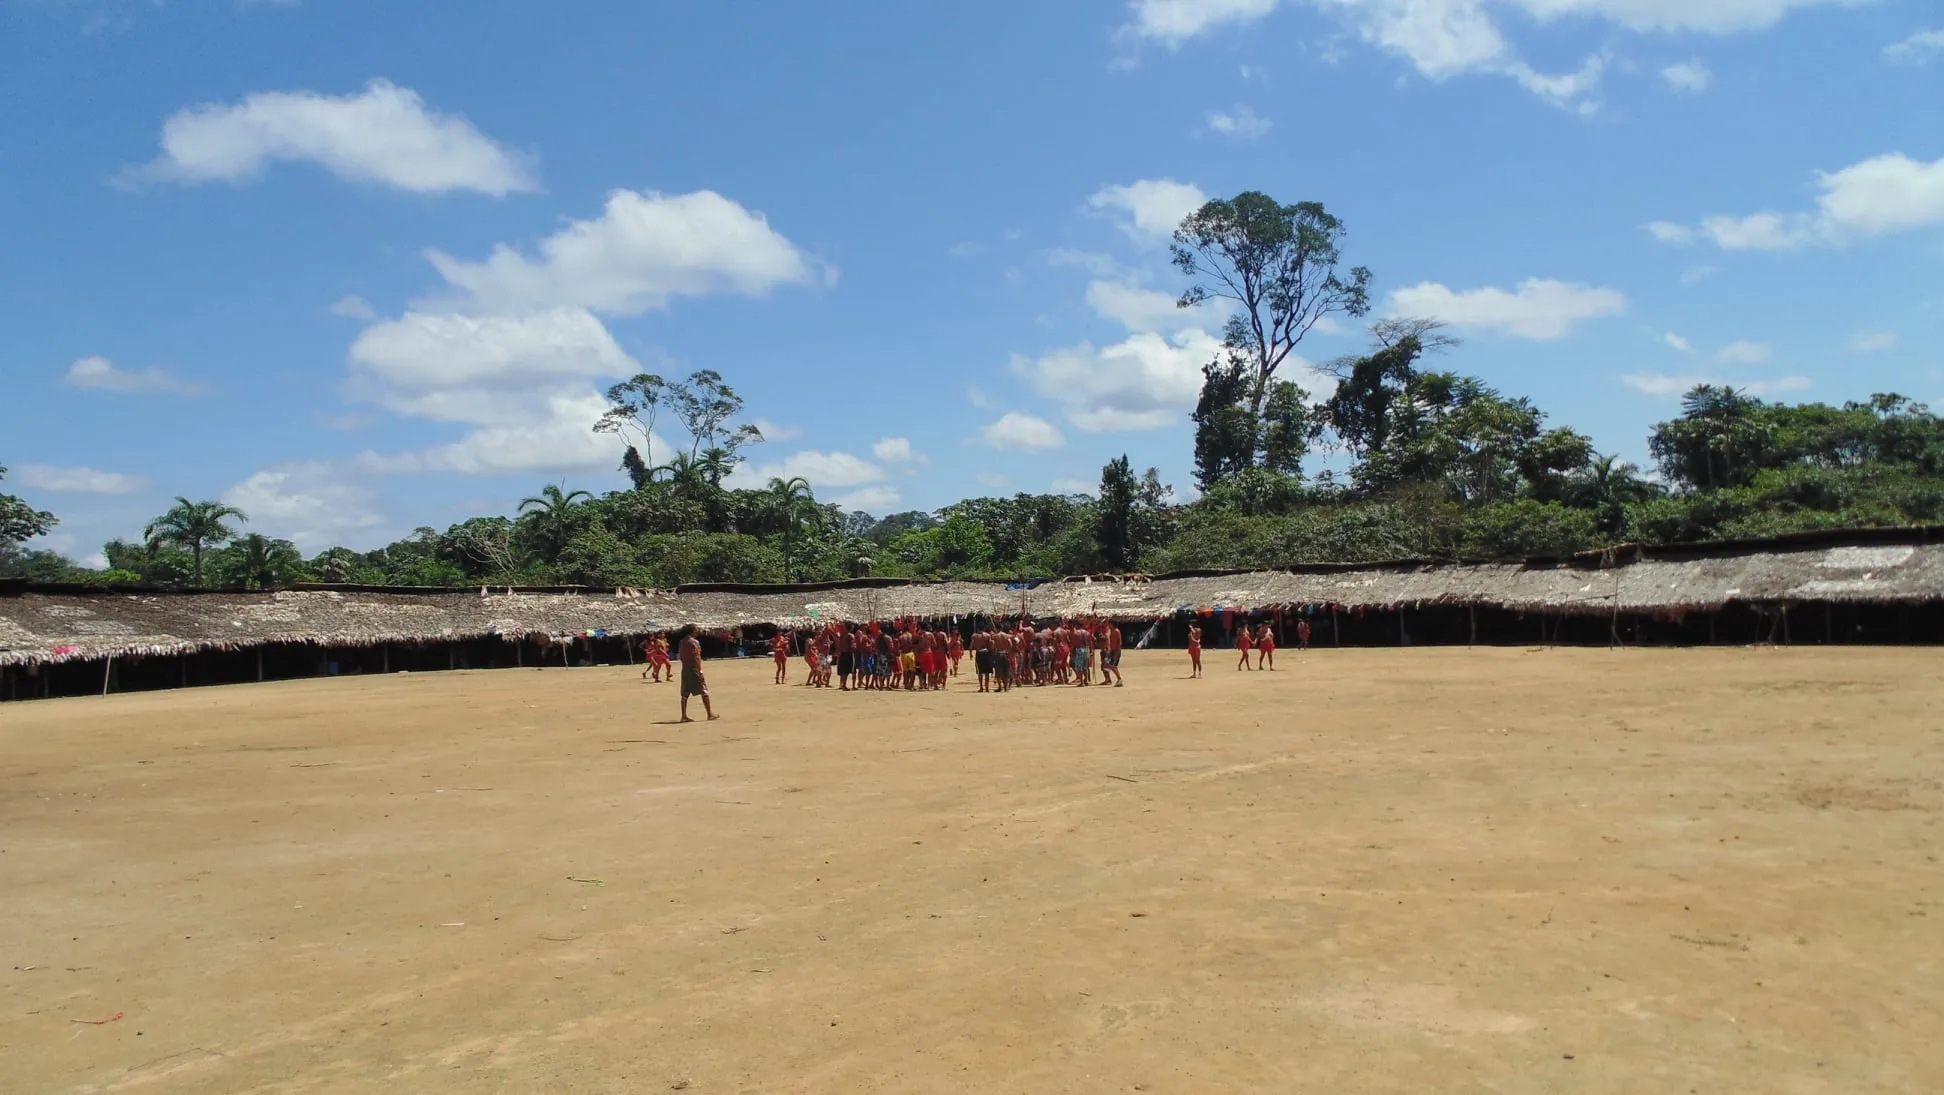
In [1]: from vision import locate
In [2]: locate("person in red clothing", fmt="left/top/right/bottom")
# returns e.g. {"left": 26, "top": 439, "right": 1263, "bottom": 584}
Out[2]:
{"left": 1256, "top": 622, "right": 1277, "bottom": 670}
{"left": 1296, "top": 616, "right": 1312, "bottom": 651}
{"left": 1235, "top": 623, "right": 1254, "bottom": 671}
{"left": 948, "top": 630, "right": 964, "bottom": 676}
{"left": 771, "top": 630, "right": 790, "bottom": 684}
{"left": 1187, "top": 622, "right": 1202, "bottom": 678}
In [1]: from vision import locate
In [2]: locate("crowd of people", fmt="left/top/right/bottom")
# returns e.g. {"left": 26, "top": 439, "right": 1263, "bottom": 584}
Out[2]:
{"left": 643, "top": 612, "right": 1313, "bottom": 721}
{"left": 773, "top": 618, "right": 1127, "bottom": 693}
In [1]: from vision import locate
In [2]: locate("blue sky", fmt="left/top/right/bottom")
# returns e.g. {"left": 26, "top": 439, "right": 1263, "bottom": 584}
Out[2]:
{"left": 4, "top": 0, "right": 1941, "bottom": 560}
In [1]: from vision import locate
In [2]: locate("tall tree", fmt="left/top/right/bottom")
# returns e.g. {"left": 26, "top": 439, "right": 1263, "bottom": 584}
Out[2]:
{"left": 762, "top": 476, "right": 818, "bottom": 581}
{"left": 1173, "top": 192, "right": 1371, "bottom": 485}
{"left": 594, "top": 373, "right": 669, "bottom": 488}
{"left": 143, "top": 498, "right": 246, "bottom": 586}
{"left": 1096, "top": 455, "right": 1138, "bottom": 571}
{"left": 669, "top": 370, "right": 764, "bottom": 463}
{"left": 517, "top": 484, "right": 593, "bottom": 562}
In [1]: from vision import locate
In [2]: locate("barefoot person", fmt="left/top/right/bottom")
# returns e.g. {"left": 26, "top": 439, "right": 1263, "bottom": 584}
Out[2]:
{"left": 1102, "top": 620, "right": 1123, "bottom": 687}
{"left": 677, "top": 625, "right": 718, "bottom": 722}
{"left": 1257, "top": 621, "right": 1276, "bottom": 670}
{"left": 1187, "top": 622, "right": 1202, "bottom": 679}
{"left": 1235, "top": 623, "right": 1254, "bottom": 671}
{"left": 1297, "top": 616, "right": 1312, "bottom": 651}
{"left": 772, "top": 629, "right": 790, "bottom": 684}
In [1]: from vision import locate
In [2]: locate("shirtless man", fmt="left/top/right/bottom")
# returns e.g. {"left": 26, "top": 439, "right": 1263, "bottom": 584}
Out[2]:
{"left": 991, "top": 628, "right": 1013, "bottom": 692}
{"left": 1072, "top": 621, "right": 1093, "bottom": 686}
{"left": 836, "top": 625, "right": 855, "bottom": 692}
{"left": 973, "top": 628, "right": 992, "bottom": 692}
{"left": 771, "top": 629, "right": 790, "bottom": 684}
{"left": 676, "top": 625, "right": 718, "bottom": 722}
{"left": 1187, "top": 622, "right": 1203, "bottom": 678}
{"left": 1101, "top": 621, "right": 1123, "bottom": 687}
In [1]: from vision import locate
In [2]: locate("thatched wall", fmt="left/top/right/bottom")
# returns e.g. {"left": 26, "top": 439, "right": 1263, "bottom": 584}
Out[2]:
{"left": 2, "top": 535, "right": 1941, "bottom": 667}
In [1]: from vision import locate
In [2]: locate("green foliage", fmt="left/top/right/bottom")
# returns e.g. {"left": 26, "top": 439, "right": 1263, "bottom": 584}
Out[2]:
{"left": 143, "top": 498, "right": 247, "bottom": 586}
{"left": 1, "top": 464, "right": 58, "bottom": 545}
{"left": 213, "top": 533, "right": 308, "bottom": 589}
{"left": 1458, "top": 500, "right": 1601, "bottom": 559}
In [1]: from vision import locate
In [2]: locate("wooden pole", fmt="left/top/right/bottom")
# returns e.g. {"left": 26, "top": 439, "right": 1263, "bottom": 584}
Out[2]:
{"left": 383, "top": 645, "right": 390, "bottom": 674}
{"left": 102, "top": 655, "right": 114, "bottom": 697}
{"left": 256, "top": 647, "right": 265, "bottom": 682}
{"left": 179, "top": 655, "right": 187, "bottom": 689}
{"left": 562, "top": 641, "right": 572, "bottom": 668}
{"left": 448, "top": 645, "right": 456, "bottom": 670}
{"left": 1824, "top": 603, "right": 1833, "bottom": 645}
{"left": 624, "top": 637, "right": 634, "bottom": 665}
{"left": 515, "top": 641, "right": 523, "bottom": 668}
{"left": 1468, "top": 604, "right": 1477, "bottom": 646}
{"left": 1781, "top": 605, "right": 1791, "bottom": 646}
{"left": 1331, "top": 606, "right": 1339, "bottom": 646}
{"left": 1398, "top": 606, "right": 1407, "bottom": 646}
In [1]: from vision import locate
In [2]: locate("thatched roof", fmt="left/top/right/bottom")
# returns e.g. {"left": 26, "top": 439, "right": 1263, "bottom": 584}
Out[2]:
{"left": 3, "top": 530, "right": 1941, "bottom": 667}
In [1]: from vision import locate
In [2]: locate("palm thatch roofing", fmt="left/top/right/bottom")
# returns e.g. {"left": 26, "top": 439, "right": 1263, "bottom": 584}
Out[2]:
{"left": 2, "top": 528, "right": 1941, "bottom": 667}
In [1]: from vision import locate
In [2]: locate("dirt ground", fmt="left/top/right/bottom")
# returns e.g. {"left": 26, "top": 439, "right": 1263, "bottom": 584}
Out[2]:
{"left": 2, "top": 646, "right": 1940, "bottom": 1094}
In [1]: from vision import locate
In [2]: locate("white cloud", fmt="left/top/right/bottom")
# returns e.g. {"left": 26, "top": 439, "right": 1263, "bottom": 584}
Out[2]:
{"left": 1084, "top": 279, "right": 1227, "bottom": 333}
{"left": 1884, "top": 28, "right": 1944, "bottom": 63}
{"left": 1051, "top": 477, "right": 1099, "bottom": 495}
{"left": 975, "top": 473, "right": 1010, "bottom": 488}
{"left": 1017, "top": 328, "right": 1225, "bottom": 431}
{"left": 132, "top": 79, "right": 534, "bottom": 195}
{"left": 732, "top": 450, "right": 887, "bottom": 490}
{"left": 966, "top": 386, "right": 993, "bottom": 409}
{"left": 1660, "top": 152, "right": 1944, "bottom": 250}
{"left": 1205, "top": 105, "right": 1272, "bottom": 138}
{"left": 1660, "top": 59, "right": 1713, "bottom": 91}
{"left": 350, "top": 308, "right": 635, "bottom": 406}
{"left": 751, "top": 418, "right": 802, "bottom": 441}
{"left": 1851, "top": 329, "right": 1898, "bottom": 352}
{"left": 1503, "top": 54, "right": 1607, "bottom": 114}
{"left": 1088, "top": 178, "right": 1208, "bottom": 241}
{"left": 1664, "top": 331, "right": 1693, "bottom": 353}
{"left": 1621, "top": 373, "right": 1810, "bottom": 398}
{"left": 872, "top": 437, "right": 925, "bottom": 464}
{"left": 833, "top": 485, "right": 902, "bottom": 512}
{"left": 347, "top": 309, "right": 638, "bottom": 475}
{"left": 1386, "top": 278, "right": 1625, "bottom": 340}
{"left": 1679, "top": 265, "right": 1715, "bottom": 284}
{"left": 330, "top": 294, "right": 375, "bottom": 320}
{"left": 424, "top": 188, "right": 818, "bottom": 316}
{"left": 63, "top": 355, "right": 205, "bottom": 395}
{"left": 1045, "top": 248, "right": 1126, "bottom": 277}
{"left": 1122, "top": 0, "right": 1280, "bottom": 45}
{"left": 1645, "top": 220, "right": 1695, "bottom": 244}
{"left": 1714, "top": 339, "right": 1772, "bottom": 364}
{"left": 14, "top": 464, "right": 151, "bottom": 495}
{"left": 222, "top": 461, "right": 386, "bottom": 551}
{"left": 979, "top": 412, "right": 1065, "bottom": 451}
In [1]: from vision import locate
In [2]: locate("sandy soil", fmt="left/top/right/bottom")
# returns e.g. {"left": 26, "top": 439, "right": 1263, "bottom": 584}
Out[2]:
{"left": 2, "top": 647, "right": 1940, "bottom": 1094}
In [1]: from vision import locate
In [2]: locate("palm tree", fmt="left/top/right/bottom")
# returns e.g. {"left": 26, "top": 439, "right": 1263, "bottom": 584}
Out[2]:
{"left": 223, "top": 533, "right": 303, "bottom": 589}
{"left": 144, "top": 497, "right": 247, "bottom": 586}
{"left": 764, "top": 476, "right": 818, "bottom": 581}
{"left": 1569, "top": 453, "right": 1658, "bottom": 536}
{"left": 696, "top": 446, "right": 734, "bottom": 488}
{"left": 653, "top": 453, "right": 708, "bottom": 497}
{"left": 517, "top": 483, "right": 593, "bottom": 562}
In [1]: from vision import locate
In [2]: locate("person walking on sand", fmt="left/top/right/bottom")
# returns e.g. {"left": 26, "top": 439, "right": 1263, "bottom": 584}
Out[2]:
{"left": 1101, "top": 621, "right": 1124, "bottom": 687}
{"left": 1187, "top": 622, "right": 1202, "bottom": 678}
{"left": 677, "top": 625, "right": 718, "bottom": 722}
{"left": 1297, "top": 616, "right": 1312, "bottom": 651}
{"left": 1256, "top": 622, "right": 1276, "bottom": 670}
{"left": 1235, "top": 623, "right": 1254, "bottom": 671}
{"left": 772, "top": 629, "right": 790, "bottom": 684}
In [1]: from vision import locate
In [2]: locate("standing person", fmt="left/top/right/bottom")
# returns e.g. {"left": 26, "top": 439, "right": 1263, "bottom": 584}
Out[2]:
{"left": 948, "top": 630, "right": 964, "bottom": 677}
{"left": 1257, "top": 622, "right": 1277, "bottom": 670}
{"left": 1187, "top": 622, "right": 1203, "bottom": 678}
{"left": 837, "top": 624, "right": 856, "bottom": 692}
{"left": 877, "top": 625, "right": 895, "bottom": 691}
{"left": 1072, "top": 622, "right": 1093, "bottom": 686}
{"left": 1235, "top": 623, "right": 1254, "bottom": 671}
{"left": 1102, "top": 620, "right": 1124, "bottom": 687}
{"left": 1297, "top": 616, "right": 1312, "bottom": 651}
{"left": 991, "top": 628, "right": 1013, "bottom": 692}
{"left": 677, "top": 625, "right": 718, "bottom": 722}
{"left": 772, "top": 629, "right": 790, "bottom": 684}
{"left": 642, "top": 635, "right": 660, "bottom": 682}
{"left": 973, "top": 627, "right": 992, "bottom": 693}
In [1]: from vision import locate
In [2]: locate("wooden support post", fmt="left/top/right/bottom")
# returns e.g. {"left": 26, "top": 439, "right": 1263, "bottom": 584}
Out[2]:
{"left": 1781, "top": 605, "right": 1790, "bottom": 646}
{"left": 102, "top": 655, "right": 114, "bottom": 697}
{"left": 1398, "top": 606, "right": 1407, "bottom": 646}
{"left": 515, "top": 641, "right": 523, "bottom": 668}
{"left": 1824, "top": 603, "right": 1833, "bottom": 645}
{"left": 257, "top": 647, "right": 265, "bottom": 682}
{"left": 1331, "top": 606, "right": 1340, "bottom": 646}
{"left": 448, "top": 646, "right": 456, "bottom": 670}
{"left": 1468, "top": 604, "right": 1477, "bottom": 646}
{"left": 179, "top": 655, "right": 188, "bottom": 689}
{"left": 383, "top": 645, "right": 391, "bottom": 674}
{"left": 624, "top": 637, "right": 634, "bottom": 665}
{"left": 1540, "top": 612, "right": 1547, "bottom": 645}
{"left": 562, "top": 641, "right": 572, "bottom": 669}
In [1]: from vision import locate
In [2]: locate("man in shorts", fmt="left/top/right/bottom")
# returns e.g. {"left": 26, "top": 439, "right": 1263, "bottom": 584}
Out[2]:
{"left": 973, "top": 628, "right": 992, "bottom": 692}
{"left": 677, "top": 625, "right": 718, "bottom": 722}
{"left": 836, "top": 624, "right": 856, "bottom": 692}
{"left": 1102, "top": 621, "right": 1123, "bottom": 687}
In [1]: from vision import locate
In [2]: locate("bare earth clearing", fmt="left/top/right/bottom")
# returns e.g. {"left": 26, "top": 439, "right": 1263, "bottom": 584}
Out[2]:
{"left": 2, "top": 648, "right": 1940, "bottom": 1094}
